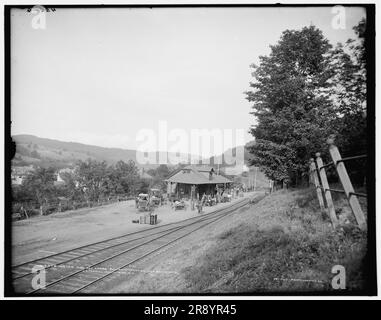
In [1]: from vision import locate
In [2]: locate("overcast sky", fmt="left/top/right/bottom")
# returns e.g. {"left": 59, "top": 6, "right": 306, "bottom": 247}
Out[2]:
{"left": 11, "top": 6, "right": 366, "bottom": 153}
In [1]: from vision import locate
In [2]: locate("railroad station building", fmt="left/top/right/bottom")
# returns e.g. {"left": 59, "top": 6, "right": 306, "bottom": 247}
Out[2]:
{"left": 165, "top": 165, "right": 232, "bottom": 199}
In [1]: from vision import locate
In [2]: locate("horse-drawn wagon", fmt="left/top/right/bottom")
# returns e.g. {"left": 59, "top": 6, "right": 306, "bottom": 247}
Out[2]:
{"left": 149, "top": 188, "right": 162, "bottom": 206}
{"left": 135, "top": 193, "right": 153, "bottom": 212}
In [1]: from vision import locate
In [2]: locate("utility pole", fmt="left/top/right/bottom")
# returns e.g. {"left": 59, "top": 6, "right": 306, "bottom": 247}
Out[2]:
{"left": 254, "top": 166, "right": 258, "bottom": 192}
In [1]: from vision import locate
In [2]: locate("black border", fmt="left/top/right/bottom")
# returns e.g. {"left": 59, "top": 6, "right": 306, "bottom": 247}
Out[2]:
{"left": 3, "top": 3, "right": 377, "bottom": 297}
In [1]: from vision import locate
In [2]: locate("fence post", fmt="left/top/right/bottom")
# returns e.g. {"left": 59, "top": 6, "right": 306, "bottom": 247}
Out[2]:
{"left": 309, "top": 159, "right": 325, "bottom": 213}
{"left": 327, "top": 139, "right": 367, "bottom": 230}
{"left": 315, "top": 153, "right": 338, "bottom": 228}
{"left": 309, "top": 165, "right": 313, "bottom": 186}
{"left": 21, "top": 206, "right": 28, "bottom": 219}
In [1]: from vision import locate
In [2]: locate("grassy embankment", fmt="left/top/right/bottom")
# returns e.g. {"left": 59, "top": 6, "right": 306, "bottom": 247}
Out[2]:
{"left": 183, "top": 187, "right": 368, "bottom": 293}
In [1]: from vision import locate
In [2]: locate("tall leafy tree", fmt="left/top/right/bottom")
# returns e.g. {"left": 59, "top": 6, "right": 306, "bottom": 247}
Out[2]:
{"left": 329, "top": 18, "right": 367, "bottom": 157}
{"left": 111, "top": 160, "right": 140, "bottom": 195}
{"left": 22, "top": 167, "right": 56, "bottom": 206}
{"left": 245, "top": 26, "right": 337, "bottom": 186}
{"left": 75, "top": 159, "right": 109, "bottom": 202}
{"left": 327, "top": 19, "right": 367, "bottom": 185}
{"left": 60, "top": 170, "right": 82, "bottom": 201}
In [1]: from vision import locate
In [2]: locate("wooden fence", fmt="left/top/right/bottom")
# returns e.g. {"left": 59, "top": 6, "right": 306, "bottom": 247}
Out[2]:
{"left": 12, "top": 195, "right": 135, "bottom": 220}
{"left": 309, "top": 137, "right": 367, "bottom": 231}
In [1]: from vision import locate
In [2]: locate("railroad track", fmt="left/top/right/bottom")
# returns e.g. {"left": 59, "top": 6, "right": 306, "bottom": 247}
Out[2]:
{"left": 12, "top": 195, "right": 259, "bottom": 294}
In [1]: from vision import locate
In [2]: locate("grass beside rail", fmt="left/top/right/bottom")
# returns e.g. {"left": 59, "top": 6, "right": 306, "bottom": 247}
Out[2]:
{"left": 182, "top": 188, "right": 368, "bottom": 293}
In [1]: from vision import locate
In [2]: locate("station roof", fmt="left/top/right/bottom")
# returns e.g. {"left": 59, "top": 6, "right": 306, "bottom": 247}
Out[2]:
{"left": 165, "top": 165, "right": 232, "bottom": 185}
{"left": 183, "top": 165, "right": 215, "bottom": 172}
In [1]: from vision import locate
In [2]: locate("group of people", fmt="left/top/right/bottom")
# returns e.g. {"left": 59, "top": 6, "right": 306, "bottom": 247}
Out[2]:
{"left": 194, "top": 191, "right": 228, "bottom": 213}
{"left": 200, "top": 193, "right": 217, "bottom": 207}
{"left": 166, "top": 185, "right": 246, "bottom": 214}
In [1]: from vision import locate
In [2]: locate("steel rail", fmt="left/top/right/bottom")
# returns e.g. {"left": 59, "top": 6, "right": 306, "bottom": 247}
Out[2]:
{"left": 26, "top": 209, "right": 232, "bottom": 294}
{"left": 12, "top": 224, "right": 185, "bottom": 280}
{"left": 26, "top": 198, "right": 252, "bottom": 294}
{"left": 72, "top": 200, "right": 250, "bottom": 294}
{"left": 13, "top": 197, "right": 249, "bottom": 271}
{"left": 14, "top": 200, "right": 245, "bottom": 281}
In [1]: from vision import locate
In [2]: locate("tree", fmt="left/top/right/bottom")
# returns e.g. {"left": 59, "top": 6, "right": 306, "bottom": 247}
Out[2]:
{"left": 60, "top": 170, "right": 82, "bottom": 201}
{"left": 22, "top": 167, "right": 56, "bottom": 206}
{"left": 109, "top": 160, "right": 140, "bottom": 196}
{"left": 135, "top": 178, "right": 150, "bottom": 195}
{"left": 245, "top": 26, "right": 336, "bottom": 186}
{"left": 329, "top": 18, "right": 367, "bottom": 157}
{"left": 327, "top": 19, "right": 367, "bottom": 185}
{"left": 154, "top": 164, "right": 170, "bottom": 178}
{"left": 147, "top": 164, "right": 170, "bottom": 192}
{"left": 75, "top": 159, "right": 109, "bottom": 202}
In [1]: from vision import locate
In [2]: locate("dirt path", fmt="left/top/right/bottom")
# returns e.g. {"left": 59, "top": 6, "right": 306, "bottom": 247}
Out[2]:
{"left": 12, "top": 193, "right": 256, "bottom": 265}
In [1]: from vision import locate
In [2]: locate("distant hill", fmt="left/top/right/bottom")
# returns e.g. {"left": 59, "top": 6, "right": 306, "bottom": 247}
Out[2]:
{"left": 11, "top": 134, "right": 258, "bottom": 172}
{"left": 207, "top": 140, "right": 255, "bottom": 167}
{"left": 12, "top": 135, "right": 149, "bottom": 169}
